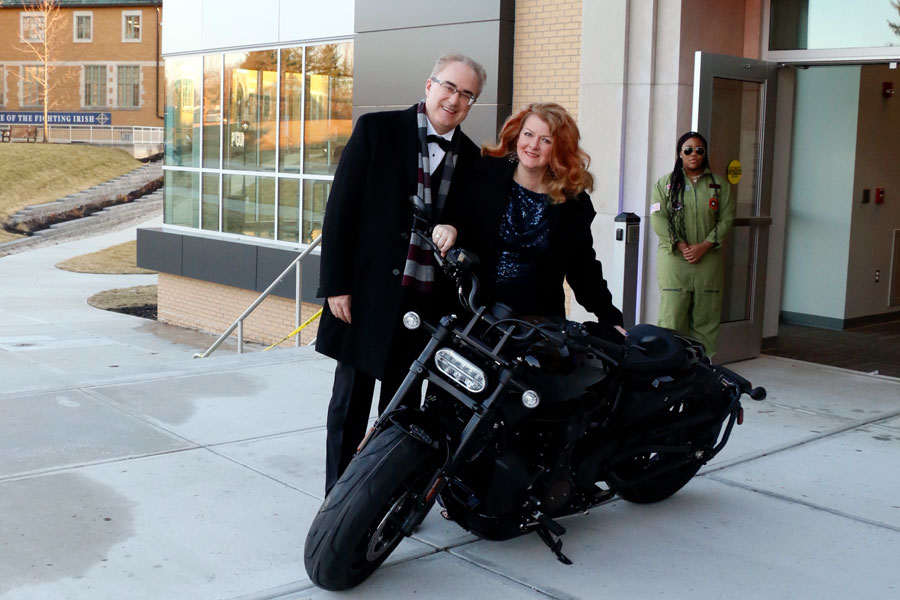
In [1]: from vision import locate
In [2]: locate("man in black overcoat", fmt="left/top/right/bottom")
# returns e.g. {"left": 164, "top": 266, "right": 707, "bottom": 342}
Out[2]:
{"left": 316, "top": 52, "right": 487, "bottom": 493}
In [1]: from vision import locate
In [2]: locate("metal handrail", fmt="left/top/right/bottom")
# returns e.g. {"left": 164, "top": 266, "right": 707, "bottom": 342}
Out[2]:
{"left": 193, "top": 235, "right": 322, "bottom": 358}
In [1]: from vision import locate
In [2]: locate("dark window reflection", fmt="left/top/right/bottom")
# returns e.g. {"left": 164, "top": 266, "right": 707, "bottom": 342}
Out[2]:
{"left": 164, "top": 170, "right": 199, "bottom": 226}
{"left": 278, "top": 178, "right": 300, "bottom": 242}
{"left": 303, "top": 180, "right": 330, "bottom": 243}
{"left": 201, "top": 173, "right": 220, "bottom": 231}
{"left": 223, "top": 174, "right": 275, "bottom": 239}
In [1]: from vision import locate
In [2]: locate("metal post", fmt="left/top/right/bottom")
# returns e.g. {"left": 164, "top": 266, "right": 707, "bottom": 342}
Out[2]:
{"left": 238, "top": 320, "right": 244, "bottom": 354}
{"left": 612, "top": 212, "right": 641, "bottom": 328}
{"left": 295, "top": 261, "right": 302, "bottom": 348}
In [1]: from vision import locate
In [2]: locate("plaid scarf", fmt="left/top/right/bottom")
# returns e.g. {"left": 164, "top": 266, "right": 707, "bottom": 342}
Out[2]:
{"left": 401, "top": 101, "right": 458, "bottom": 292}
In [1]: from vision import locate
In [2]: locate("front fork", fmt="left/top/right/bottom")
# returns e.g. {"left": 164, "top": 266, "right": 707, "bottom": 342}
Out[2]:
{"left": 357, "top": 316, "right": 520, "bottom": 536}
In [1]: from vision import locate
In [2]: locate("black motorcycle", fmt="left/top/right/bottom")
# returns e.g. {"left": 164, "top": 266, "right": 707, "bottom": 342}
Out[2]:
{"left": 304, "top": 223, "right": 766, "bottom": 591}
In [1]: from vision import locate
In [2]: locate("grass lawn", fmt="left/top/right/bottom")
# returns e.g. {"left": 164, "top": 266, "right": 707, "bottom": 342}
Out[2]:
{"left": 57, "top": 239, "right": 158, "bottom": 315}
{"left": 56, "top": 240, "right": 155, "bottom": 274}
{"left": 0, "top": 144, "right": 140, "bottom": 242}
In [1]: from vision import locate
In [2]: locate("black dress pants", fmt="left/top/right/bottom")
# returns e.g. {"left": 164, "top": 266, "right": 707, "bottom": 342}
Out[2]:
{"left": 324, "top": 324, "right": 427, "bottom": 494}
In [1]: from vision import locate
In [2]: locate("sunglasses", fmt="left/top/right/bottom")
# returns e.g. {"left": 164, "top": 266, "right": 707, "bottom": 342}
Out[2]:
{"left": 682, "top": 146, "right": 706, "bottom": 156}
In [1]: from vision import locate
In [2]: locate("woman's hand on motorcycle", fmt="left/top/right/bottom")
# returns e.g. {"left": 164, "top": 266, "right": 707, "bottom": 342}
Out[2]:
{"left": 432, "top": 224, "right": 457, "bottom": 257}
{"left": 328, "top": 294, "right": 352, "bottom": 323}
{"left": 614, "top": 325, "right": 627, "bottom": 337}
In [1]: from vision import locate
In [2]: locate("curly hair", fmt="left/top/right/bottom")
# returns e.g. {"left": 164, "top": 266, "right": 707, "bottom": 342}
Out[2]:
{"left": 482, "top": 103, "right": 593, "bottom": 204}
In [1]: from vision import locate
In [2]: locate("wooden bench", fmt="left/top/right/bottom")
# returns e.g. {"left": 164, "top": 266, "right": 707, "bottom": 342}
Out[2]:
{"left": 1, "top": 125, "right": 40, "bottom": 143}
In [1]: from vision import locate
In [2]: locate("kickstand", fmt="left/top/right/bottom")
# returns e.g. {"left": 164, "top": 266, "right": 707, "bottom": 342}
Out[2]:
{"left": 533, "top": 514, "right": 573, "bottom": 565}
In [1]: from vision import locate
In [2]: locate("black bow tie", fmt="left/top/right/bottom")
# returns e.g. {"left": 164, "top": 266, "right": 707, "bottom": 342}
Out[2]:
{"left": 426, "top": 134, "right": 451, "bottom": 151}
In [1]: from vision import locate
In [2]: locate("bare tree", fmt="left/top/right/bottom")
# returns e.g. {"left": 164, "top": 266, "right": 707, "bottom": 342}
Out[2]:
{"left": 890, "top": 0, "right": 900, "bottom": 39}
{"left": 14, "top": 0, "right": 71, "bottom": 142}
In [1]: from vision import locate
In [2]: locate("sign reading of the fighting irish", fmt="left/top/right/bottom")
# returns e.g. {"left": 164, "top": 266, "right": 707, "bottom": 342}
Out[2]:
{"left": 0, "top": 111, "right": 112, "bottom": 125}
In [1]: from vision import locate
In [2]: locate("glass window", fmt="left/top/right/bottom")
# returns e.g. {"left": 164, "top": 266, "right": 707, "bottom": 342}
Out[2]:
{"left": 279, "top": 47, "right": 303, "bottom": 173}
{"left": 21, "top": 14, "right": 44, "bottom": 42}
{"left": 74, "top": 13, "right": 92, "bottom": 42}
{"left": 23, "top": 65, "right": 44, "bottom": 107}
{"left": 201, "top": 173, "right": 220, "bottom": 231}
{"left": 303, "top": 179, "right": 330, "bottom": 244}
{"left": 164, "top": 57, "right": 201, "bottom": 167}
{"left": 278, "top": 178, "right": 300, "bottom": 242}
{"left": 223, "top": 174, "right": 275, "bottom": 239}
{"left": 202, "top": 55, "right": 222, "bottom": 168}
{"left": 223, "top": 50, "right": 278, "bottom": 172}
{"left": 123, "top": 11, "right": 141, "bottom": 42}
{"left": 117, "top": 65, "right": 141, "bottom": 107}
{"left": 84, "top": 65, "right": 105, "bottom": 107}
{"left": 161, "top": 41, "right": 352, "bottom": 241}
{"left": 164, "top": 171, "right": 199, "bottom": 227}
{"left": 304, "top": 43, "right": 353, "bottom": 175}
{"left": 770, "top": 0, "right": 900, "bottom": 50}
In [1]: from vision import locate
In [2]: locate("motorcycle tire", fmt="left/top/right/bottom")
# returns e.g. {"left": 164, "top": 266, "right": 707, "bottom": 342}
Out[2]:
{"left": 615, "top": 428, "right": 718, "bottom": 504}
{"left": 615, "top": 456, "right": 703, "bottom": 504}
{"left": 304, "top": 424, "right": 436, "bottom": 591}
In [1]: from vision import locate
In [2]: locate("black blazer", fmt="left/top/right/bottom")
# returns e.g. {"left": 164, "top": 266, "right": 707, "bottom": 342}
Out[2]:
{"left": 315, "top": 105, "right": 479, "bottom": 378}
{"left": 456, "top": 157, "right": 623, "bottom": 327}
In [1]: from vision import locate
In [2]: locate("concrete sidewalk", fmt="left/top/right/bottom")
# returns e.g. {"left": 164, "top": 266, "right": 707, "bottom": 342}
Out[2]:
{"left": 1, "top": 220, "right": 899, "bottom": 599}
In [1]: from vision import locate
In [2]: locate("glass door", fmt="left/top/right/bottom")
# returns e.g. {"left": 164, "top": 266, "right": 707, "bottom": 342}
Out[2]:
{"left": 692, "top": 52, "right": 778, "bottom": 363}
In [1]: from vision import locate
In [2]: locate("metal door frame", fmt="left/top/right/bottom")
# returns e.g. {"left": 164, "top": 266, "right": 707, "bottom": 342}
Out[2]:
{"left": 692, "top": 52, "right": 778, "bottom": 363}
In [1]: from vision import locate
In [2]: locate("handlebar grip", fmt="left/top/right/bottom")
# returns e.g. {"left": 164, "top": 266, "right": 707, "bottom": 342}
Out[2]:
{"left": 749, "top": 387, "right": 766, "bottom": 401}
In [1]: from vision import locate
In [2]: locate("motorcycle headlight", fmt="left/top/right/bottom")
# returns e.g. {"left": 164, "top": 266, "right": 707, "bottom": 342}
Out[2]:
{"left": 435, "top": 348, "right": 486, "bottom": 393}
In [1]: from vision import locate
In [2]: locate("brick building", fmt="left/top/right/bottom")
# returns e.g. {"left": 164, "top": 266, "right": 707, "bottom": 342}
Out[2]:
{"left": 0, "top": 0, "right": 163, "bottom": 131}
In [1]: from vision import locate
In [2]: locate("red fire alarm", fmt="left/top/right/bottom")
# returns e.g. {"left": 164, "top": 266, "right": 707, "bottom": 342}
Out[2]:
{"left": 884, "top": 81, "right": 894, "bottom": 98}
{"left": 875, "top": 188, "right": 885, "bottom": 204}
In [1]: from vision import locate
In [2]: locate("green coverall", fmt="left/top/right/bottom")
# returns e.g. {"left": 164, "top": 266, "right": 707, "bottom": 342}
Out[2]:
{"left": 649, "top": 169, "right": 734, "bottom": 356}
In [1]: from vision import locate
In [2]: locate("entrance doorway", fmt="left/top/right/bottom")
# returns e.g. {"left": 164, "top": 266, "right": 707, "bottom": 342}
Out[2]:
{"left": 692, "top": 52, "right": 778, "bottom": 364}
{"left": 693, "top": 55, "right": 900, "bottom": 368}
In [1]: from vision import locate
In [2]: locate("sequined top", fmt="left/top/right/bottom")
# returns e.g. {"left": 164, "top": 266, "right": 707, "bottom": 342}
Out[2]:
{"left": 494, "top": 181, "right": 551, "bottom": 310}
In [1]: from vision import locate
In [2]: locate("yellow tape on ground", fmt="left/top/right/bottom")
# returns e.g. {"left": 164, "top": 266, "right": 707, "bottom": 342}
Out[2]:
{"left": 264, "top": 308, "right": 323, "bottom": 351}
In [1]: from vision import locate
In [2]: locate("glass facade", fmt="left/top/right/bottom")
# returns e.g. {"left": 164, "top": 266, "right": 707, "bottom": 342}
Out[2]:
{"left": 164, "top": 171, "right": 199, "bottom": 228}
{"left": 770, "top": 0, "right": 900, "bottom": 50}
{"left": 163, "top": 40, "right": 353, "bottom": 245}
{"left": 164, "top": 56, "right": 201, "bottom": 167}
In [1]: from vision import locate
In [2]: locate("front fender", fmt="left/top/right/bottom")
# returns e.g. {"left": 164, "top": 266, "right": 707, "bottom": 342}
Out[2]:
{"left": 387, "top": 408, "right": 448, "bottom": 456}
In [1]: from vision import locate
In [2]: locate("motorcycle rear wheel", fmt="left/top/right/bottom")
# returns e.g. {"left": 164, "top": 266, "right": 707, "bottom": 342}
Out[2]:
{"left": 615, "top": 427, "right": 718, "bottom": 504}
{"left": 615, "top": 455, "right": 703, "bottom": 504}
{"left": 304, "top": 424, "right": 436, "bottom": 591}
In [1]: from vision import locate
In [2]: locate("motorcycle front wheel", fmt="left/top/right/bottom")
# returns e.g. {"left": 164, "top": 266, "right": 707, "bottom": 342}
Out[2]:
{"left": 304, "top": 424, "right": 437, "bottom": 591}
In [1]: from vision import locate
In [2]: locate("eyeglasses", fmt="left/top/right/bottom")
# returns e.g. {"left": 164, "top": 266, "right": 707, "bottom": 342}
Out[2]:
{"left": 430, "top": 77, "right": 477, "bottom": 106}
{"left": 682, "top": 146, "right": 706, "bottom": 156}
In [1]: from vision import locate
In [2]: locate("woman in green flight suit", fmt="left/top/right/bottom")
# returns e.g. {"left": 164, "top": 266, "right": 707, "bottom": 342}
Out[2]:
{"left": 650, "top": 131, "right": 734, "bottom": 357}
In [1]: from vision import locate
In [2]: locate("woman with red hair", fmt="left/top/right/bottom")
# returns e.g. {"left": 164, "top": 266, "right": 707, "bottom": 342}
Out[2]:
{"left": 455, "top": 103, "right": 624, "bottom": 331}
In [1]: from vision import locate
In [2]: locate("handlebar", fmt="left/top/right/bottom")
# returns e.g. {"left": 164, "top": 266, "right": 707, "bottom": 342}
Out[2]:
{"left": 714, "top": 364, "right": 767, "bottom": 401}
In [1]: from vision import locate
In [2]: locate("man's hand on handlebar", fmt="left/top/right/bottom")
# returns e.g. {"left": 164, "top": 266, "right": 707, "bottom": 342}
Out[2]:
{"left": 431, "top": 224, "right": 457, "bottom": 257}
{"left": 328, "top": 294, "right": 352, "bottom": 323}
